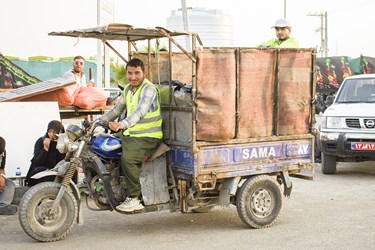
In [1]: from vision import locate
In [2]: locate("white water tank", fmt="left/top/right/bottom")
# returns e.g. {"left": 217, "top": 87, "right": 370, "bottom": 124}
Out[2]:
{"left": 166, "top": 8, "right": 234, "bottom": 48}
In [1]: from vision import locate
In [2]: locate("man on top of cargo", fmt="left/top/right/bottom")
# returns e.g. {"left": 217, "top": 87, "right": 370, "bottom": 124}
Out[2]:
{"left": 257, "top": 18, "right": 299, "bottom": 48}
{"left": 63, "top": 55, "right": 95, "bottom": 87}
{"left": 98, "top": 58, "right": 162, "bottom": 213}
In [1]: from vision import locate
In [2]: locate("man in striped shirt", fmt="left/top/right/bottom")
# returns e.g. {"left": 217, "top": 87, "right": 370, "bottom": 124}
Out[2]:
{"left": 99, "top": 58, "right": 162, "bottom": 213}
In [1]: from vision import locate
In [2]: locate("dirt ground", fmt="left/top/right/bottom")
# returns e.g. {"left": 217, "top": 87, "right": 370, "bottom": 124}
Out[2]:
{"left": 1, "top": 161, "right": 375, "bottom": 250}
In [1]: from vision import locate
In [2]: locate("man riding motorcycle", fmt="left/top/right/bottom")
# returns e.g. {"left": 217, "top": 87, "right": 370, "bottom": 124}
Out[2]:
{"left": 97, "top": 58, "right": 162, "bottom": 213}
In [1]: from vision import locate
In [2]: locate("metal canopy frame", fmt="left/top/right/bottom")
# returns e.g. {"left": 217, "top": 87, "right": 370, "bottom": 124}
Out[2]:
{"left": 49, "top": 23, "right": 202, "bottom": 73}
{"left": 49, "top": 23, "right": 202, "bottom": 43}
{"left": 49, "top": 23, "right": 202, "bottom": 149}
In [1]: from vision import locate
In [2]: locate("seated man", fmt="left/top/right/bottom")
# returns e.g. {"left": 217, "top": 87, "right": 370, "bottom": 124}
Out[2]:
{"left": 63, "top": 56, "right": 115, "bottom": 108}
{"left": 257, "top": 18, "right": 299, "bottom": 48}
{"left": 0, "top": 136, "right": 18, "bottom": 215}
{"left": 63, "top": 56, "right": 95, "bottom": 87}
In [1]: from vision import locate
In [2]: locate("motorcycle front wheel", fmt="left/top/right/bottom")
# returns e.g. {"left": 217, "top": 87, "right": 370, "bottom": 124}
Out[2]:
{"left": 18, "top": 182, "right": 78, "bottom": 242}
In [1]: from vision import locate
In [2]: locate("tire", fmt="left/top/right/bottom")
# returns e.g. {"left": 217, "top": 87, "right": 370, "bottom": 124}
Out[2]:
{"left": 89, "top": 175, "right": 111, "bottom": 210}
{"left": 236, "top": 175, "right": 282, "bottom": 229}
{"left": 18, "top": 182, "right": 78, "bottom": 242}
{"left": 321, "top": 153, "right": 337, "bottom": 174}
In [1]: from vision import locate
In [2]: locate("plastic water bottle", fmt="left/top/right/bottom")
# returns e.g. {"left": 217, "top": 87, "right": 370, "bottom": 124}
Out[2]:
{"left": 15, "top": 167, "right": 21, "bottom": 186}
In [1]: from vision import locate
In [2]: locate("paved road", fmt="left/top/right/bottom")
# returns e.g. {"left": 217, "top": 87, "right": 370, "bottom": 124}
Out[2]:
{"left": 1, "top": 162, "right": 375, "bottom": 250}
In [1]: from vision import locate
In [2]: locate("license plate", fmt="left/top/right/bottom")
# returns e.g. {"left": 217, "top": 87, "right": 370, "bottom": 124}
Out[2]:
{"left": 351, "top": 142, "right": 375, "bottom": 150}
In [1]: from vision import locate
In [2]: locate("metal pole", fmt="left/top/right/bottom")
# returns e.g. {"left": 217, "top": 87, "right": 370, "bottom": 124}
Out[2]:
{"left": 307, "top": 12, "right": 328, "bottom": 57}
{"left": 324, "top": 12, "right": 328, "bottom": 57}
{"left": 96, "top": 0, "right": 102, "bottom": 87}
{"left": 284, "top": 0, "right": 286, "bottom": 18}
{"left": 180, "top": 0, "right": 191, "bottom": 51}
{"left": 320, "top": 13, "right": 324, "bottom": 57}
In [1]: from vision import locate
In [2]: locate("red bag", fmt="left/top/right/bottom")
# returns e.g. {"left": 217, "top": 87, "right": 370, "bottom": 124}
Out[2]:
{"left": 73, "top": 87, "right": 108, "bottom": 109}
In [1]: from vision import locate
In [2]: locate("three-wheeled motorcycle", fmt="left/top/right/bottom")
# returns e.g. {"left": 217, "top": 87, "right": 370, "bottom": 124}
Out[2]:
{"left": 19, "top": 23, "right": 315, "bottom": 242}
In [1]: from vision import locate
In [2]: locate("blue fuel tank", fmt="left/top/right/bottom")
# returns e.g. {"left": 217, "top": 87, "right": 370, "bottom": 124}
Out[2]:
{"left": 90, "top": 135, "right": 122, "bottom": 159}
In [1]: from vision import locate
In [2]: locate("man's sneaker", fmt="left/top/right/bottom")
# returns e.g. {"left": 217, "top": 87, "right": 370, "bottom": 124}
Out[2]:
{"left": 116, "top": 197, "right": 144, "bottom": 213}
{"left": 0, "top": 204, "right": 18, "bottom": 215}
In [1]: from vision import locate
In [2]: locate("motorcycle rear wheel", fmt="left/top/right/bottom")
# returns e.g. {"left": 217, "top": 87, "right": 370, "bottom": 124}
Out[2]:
{"left": 18, "top": 182, "right": 78, "bottom": 242}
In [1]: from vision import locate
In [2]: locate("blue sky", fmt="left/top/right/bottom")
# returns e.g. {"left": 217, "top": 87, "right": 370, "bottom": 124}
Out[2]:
{"left": 1, "top": 0, "right": 374, "bottom": 58}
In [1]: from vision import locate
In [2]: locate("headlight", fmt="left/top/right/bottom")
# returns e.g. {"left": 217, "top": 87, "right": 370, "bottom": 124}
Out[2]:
{"left": 56, "top": 134, "right": 69, "bottom": 154}
{"left": 325, "top": 116, "right": 345, "bottom": 129}
{"left": 68, "top": 143, "right": 79, "bottom": 152}
{"left": 66, "top": 124, "right": 84, "bottom": 141}
{"left": 57, "top": 134, "right": 80, "bottom": 153}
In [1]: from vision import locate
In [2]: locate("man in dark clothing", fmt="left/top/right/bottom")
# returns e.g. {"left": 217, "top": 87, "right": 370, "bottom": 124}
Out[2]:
{"left": 26, "top": 120, "right": 66, "bottom": 186}
{"left": 0, "top": 136, "right": 18, "bottom": 215}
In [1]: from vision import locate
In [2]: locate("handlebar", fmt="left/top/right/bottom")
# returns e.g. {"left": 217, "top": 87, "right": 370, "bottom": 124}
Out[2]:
{"left": 88, "top": 120, "right": 110, "bottom": 134}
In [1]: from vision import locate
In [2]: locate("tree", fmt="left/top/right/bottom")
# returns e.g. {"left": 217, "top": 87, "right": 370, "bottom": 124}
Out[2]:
{"left": 110, "top": 62, "right": 127, "bottom": 89}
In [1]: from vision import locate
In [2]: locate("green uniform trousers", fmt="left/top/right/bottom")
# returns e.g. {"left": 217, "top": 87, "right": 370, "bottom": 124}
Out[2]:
{"left": 121, "top": 134, "right": 162, "bottom": 197}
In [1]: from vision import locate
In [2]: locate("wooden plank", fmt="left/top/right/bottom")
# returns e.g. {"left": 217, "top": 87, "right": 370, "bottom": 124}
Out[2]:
{"left": 59, "top": 105, "right": 113, "bottom": 119}
{"left": 0, "top": 77, "right": 75, "bottom": 102}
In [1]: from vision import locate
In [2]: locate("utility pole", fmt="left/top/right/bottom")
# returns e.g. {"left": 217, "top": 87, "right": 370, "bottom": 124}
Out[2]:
{"left": 284, "top": 0, "right": 286, "bottom": 18}
{"left": 180, "top": 0, "right": 191, "bottom": 51}
{"left": 324, "top": 11, "right": 328, "bottom": 57}
{"left": 308, "top": 11, "right": 328, "bottom": 57}
{"left": 97, "top": 0, "right": 114, "bottom": 88}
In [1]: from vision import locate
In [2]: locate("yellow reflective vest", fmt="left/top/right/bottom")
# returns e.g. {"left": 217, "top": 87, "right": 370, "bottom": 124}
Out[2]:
{"left": 257, "top": 37, "right": 299, "bottom": 48}
{"left": 123, "top": 80, "right": 163, "bottom": 139}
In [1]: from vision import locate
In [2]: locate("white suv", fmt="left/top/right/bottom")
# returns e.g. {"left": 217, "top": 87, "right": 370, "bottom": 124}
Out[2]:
{"left": 318, "top": 74, "right": 375, "bottom": 174}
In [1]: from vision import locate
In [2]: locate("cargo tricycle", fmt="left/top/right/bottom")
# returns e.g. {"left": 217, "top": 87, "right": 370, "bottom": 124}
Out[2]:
{"left": 19, "top": 24, "right": 315, "bottom": 242}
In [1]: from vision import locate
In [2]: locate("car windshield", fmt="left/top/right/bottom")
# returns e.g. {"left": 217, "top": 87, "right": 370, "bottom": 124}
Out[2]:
{"left": 335, "top": 78, "right": 375, "bottom": 103}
